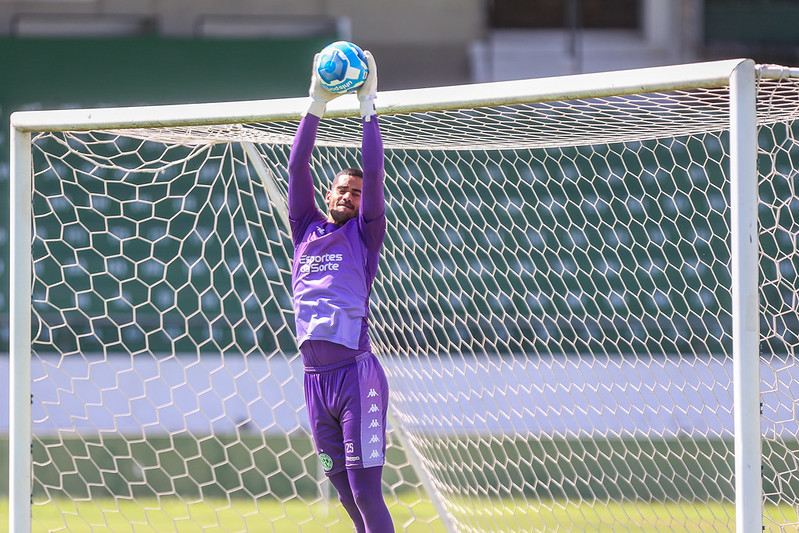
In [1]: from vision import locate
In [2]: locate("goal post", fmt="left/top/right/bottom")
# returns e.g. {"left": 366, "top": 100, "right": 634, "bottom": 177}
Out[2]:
{"left": 729, "top": 59, "right": 760, "bottom": 533}
{"left": 9, "top": 57, "right": 799, "bottom": 532}
{"left": 10, "top": 126, "right": 33, "bottom": 533}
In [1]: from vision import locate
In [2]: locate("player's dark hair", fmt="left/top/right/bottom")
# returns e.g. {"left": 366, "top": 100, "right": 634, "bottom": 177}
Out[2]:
{"left": 334, "top": 168, "right": 363, "bottom": 180}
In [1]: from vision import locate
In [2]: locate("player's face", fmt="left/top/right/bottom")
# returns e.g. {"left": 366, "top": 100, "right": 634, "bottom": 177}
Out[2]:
{"left": 326, "top": 173, "right": 362, "bottom": 225}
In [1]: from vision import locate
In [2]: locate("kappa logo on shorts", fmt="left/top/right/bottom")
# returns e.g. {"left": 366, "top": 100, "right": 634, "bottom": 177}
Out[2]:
{"left": 367, "top": 388, "right": 378, "bottom": 397}
{"left": 369, "top": 434, "right": 381, "bottom": 444}
{"left": 319, "top": 452, "right": 334, "bottom": 472}
{"left": 369, "top": 419, "right": 380, "bottom": 428}
{"left": 369, "top": 450, "right": 382, "bottom": 459}
{"left": 368, "top": 403, "right": 380, "bottom": 413}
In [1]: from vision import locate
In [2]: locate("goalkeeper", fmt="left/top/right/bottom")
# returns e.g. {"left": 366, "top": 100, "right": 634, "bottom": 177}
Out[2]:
{"left": 288, "top": 50, "right": 394, "bottom": 532}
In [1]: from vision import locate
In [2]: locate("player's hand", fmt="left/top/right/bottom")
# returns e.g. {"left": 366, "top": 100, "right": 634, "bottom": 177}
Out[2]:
{"left": 357, "top": 51, "right": 378, "bottom": 119}
{"left": 307, "top": 53, "right": 340, "bottom": 117}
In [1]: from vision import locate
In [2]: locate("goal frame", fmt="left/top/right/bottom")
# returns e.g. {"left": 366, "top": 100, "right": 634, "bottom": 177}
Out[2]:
{"left": 8, "top": 57, "right": 770, "bottom": 532}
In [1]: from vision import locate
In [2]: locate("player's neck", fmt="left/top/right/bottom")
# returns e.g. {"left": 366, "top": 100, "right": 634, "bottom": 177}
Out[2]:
{"left": 327, "top": 213, "right": 355, "bottom": 226}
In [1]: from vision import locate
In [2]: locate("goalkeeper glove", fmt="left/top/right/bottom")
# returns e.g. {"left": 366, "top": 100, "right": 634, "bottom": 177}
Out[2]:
{"left": 306, "top": 53, "right": 340, "bottom": 118}
{"left": 357, "top": 51, "right": 378, "bottom": 120}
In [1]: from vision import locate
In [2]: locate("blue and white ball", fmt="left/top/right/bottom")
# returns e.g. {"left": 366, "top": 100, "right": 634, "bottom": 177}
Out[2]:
{"left": 316, "top": 41, "right": 368, "bottom": 94}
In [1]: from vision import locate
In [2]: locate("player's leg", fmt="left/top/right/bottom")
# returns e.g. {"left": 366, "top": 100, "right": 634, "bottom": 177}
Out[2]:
{"left": 304, "top": 370, "right": 366, "bottom": 531}
{"left": 348, "top": 466, "right": 393, "bottom": 532}
{"left": 340, "top": 353, "right": 393, "bottom": 531}
{"left": 328, "top": 470, "right": 366, "bottom": 533}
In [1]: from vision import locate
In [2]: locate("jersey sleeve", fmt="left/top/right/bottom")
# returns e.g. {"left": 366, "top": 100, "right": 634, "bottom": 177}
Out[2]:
{"left": 358, "top": 115, "right": 386, "bottom": 252}
{"left": 288, "top": 114, "right": 324, "bottom": 244}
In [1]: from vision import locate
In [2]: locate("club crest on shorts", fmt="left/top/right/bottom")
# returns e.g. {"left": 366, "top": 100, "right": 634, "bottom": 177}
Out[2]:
{"left": 319, "top": 452, "right": 334, "bottom": 472}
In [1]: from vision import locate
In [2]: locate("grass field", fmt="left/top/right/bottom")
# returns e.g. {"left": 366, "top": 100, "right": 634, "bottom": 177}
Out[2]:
{"left": 14, "top": 432, "right": 799, "bottom": 531}
{"left": 8, "top": 496, "right": 443, "bottom": 533}
{"left": 0, "top": 497, "right": 794, "bottom": 532}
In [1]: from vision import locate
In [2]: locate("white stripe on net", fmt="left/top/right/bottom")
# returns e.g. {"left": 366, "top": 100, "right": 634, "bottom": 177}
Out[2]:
{"left": 46, "top": 80, "right": 799, "bottom": 151}
{"left": 92, "top": 88, "right": 737, "bottom": 151}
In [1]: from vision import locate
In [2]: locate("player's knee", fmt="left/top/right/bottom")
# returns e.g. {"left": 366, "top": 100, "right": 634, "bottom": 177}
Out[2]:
{"left": 352, "top": 482, "right": 383, "bottom": 513}
{"left": 353, "top": 493, "right": 376, "bottom": 520}
{"left": 338, "top": 488, "right": 357, "bottom": 509}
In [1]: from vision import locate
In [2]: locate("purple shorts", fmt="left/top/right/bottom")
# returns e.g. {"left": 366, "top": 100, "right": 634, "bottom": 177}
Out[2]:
{"left": 304, "top": 352, "right": 389, "bottom": 476}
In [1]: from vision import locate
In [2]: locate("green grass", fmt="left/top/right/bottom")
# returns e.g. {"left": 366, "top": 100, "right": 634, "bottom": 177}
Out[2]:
{"left": 0, "top": 498, "right": 792, "bottom": 532}
{"left": 10, "top": 496, "right": 445, "bottom": 533}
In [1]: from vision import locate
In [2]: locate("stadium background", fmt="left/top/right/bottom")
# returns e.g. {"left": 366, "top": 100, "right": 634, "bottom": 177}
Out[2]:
{"left": 3, "top": 0, "right": 799, "bottom": 500}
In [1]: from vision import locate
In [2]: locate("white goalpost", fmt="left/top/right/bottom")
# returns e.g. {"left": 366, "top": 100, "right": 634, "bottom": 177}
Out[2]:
{"left": 9, "top": 58, "right": 799, "bottom": 532}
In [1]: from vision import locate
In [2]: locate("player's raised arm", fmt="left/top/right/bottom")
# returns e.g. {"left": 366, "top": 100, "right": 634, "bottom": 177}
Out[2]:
{"left": 288, "top": 55, "right": 341, "bottom": 225}
{"left": 356, "top": 52, "right": 386, "bottom": 248}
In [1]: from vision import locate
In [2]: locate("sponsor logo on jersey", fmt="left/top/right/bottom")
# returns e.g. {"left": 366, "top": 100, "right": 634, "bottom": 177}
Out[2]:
{"left": 298, "top": 252, "right": 343, "bottom": 273}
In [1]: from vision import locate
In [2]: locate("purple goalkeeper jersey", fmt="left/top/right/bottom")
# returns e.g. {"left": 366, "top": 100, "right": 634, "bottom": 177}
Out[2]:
{"left": 288, "top": 114, "right": 385, "bottom": 353}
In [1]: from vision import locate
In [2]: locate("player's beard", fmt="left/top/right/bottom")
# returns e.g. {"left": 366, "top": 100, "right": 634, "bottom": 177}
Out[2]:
{"left": 329, "top": 202, "right": 358, "bottom": 225}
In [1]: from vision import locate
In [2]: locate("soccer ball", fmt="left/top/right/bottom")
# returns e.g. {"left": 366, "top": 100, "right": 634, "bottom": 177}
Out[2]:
{"left": 316, "top": 41, "right": 369, "bottom": 94}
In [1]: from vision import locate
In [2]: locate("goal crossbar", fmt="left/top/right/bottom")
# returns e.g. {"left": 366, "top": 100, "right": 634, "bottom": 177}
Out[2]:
{"left": 10, "top": 58, "right": 765, "bottom": 133}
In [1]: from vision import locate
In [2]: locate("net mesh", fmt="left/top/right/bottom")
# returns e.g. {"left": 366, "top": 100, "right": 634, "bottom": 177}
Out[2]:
{"left": 23, "top": 72, "right": 799, "bottom": 531}
{"left": 759, "top": 75, "right": 799, "bottom": 531}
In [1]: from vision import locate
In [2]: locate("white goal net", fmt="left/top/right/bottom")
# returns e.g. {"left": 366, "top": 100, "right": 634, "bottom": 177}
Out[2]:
{"left": 9, "top": 59, "right": 799, "bottom": 532}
